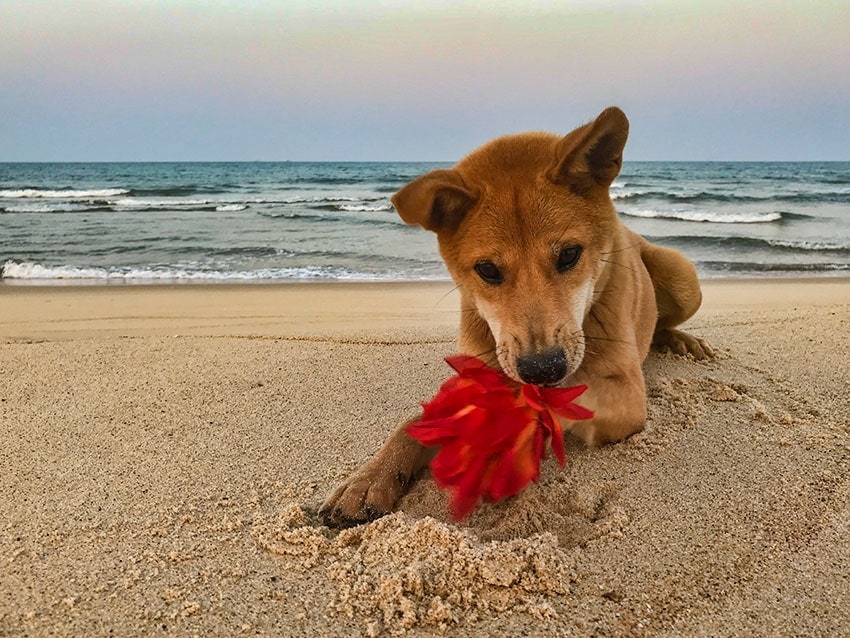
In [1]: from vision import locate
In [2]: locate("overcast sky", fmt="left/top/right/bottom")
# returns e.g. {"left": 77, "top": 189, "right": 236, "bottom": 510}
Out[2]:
{"left": 1, "top": 0, "right": 848, "bottom": 161}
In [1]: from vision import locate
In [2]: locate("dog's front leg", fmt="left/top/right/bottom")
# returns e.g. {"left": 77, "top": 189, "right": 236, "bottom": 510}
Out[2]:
{"left": 565, "top": 367, "right": 649, "bottom": 446}
{"left": 320, "top": 418, "right": 433, "bottom": 527}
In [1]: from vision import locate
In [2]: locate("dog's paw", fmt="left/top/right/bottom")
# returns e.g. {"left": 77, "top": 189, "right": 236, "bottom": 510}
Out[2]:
{"left": 653, "top": 328, "right": 715, "bottom": 360}
{"left": 319, "top": 464, "right": 404, "bottom": 528}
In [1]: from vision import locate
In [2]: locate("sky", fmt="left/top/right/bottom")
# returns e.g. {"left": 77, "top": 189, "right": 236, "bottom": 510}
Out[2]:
{"left": 1, "top": 0, "right": 848, "bottom": 161}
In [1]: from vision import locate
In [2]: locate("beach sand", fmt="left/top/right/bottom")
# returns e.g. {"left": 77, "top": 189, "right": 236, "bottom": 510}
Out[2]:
{"left": 1, "top": 279, "right": 848, "bottom": 636}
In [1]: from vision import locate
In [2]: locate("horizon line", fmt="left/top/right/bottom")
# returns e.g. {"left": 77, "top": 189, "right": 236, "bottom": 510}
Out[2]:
{"left": 1, "top": 158, "right": 848, "bottom": 164}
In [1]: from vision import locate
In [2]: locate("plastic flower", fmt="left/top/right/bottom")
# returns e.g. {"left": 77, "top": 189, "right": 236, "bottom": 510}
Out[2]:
{"left": 406, "top": 355, "right": 594, "bottom": 520}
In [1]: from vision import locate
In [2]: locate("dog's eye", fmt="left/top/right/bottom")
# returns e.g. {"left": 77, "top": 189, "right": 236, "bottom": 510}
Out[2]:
{"left": 557, "top": 245, "right": 583, "bottom": 272}
{"left": 474, "top": 261, "right": 503, "bottom": 285}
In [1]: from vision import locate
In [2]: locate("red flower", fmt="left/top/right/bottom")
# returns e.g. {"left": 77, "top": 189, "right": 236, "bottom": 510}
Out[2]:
{"left": 406, "top": 355, "right": 594, "bottom": 520}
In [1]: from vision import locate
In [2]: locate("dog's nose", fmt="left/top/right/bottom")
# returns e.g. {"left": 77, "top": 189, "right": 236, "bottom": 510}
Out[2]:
{"left": 516, "top": 348, "right": 568, "bottom": 386}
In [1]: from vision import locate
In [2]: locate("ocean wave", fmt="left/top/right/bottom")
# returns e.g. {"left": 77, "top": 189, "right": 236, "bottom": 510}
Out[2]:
{"left": 1, "top": 197, "right": 252, "bottom": 214}
{"left": 821, "top": 176, "right": 850, "bottom": 185}
{"left": 611, "top": 190, "right": 647, "bottom": 200}
{"left": 2, "top": 203, "right": 91, "bottom": 213}
{"left": 0, "top": 201, "right": 247, "bottom": 214}
{"left": 613, "top": 190, "right": 850, "bottom": 204}
{"left": 285, "top": 176, "right": 368, "bottom": 185}
{"left": 0, "top": 260, "right": 445, "bottom": 283}
{"left": 303, "top": 197, "right": 394, "bottom": 213}
{"left": 621, "top": 209, "right": 784, "bottom": 224}
{"left": 113, "top": 198, "right": 251, "bottom": 213}
{"left": 337, "top": 202, "right": 394, "bottom": 212}
{"left": 273, "top": 249, "right": 436, "bottom": 268}
{"left": 0, "top": 185, "right": 247, "bottom": 200}
{"left": 114, "top": 198, "right": 210, "bottom": 208}
{"left": 0, "top": 188, "right": 129, "bottom": 198}
{"left": 281, "top": 172, "right": 432, "bottom": 186}
{"left": 258, "top": 210, "right": 405, "bottom": 230}
{"left": 10, "top": 194, "right": 397, "bottom": 213}
{"left": 128, "top": 185, "right": 234, "bottom": 196}
{"left": 697, "top": 261, "right": 850, "bottom": 275}
{"left": 283, "top": 195, "right": 384, "bottom": 204}
{"left": 764, "top": 238, "right": 850, "bottom": 252}
{"left": 650, "top": 235, "right": 850, "bottom": 255}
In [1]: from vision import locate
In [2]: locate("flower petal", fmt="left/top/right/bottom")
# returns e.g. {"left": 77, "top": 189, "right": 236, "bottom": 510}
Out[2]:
{"left": 446, "top": 355, "right": 512, "bottom": 389}
{"left": 546, "top": 409, "right": 567, "bottom": 467}
{"left": 486, "top": 409, "right": 542, "bottom": 501}
{"left": 430, "top": 440, "right": 473, "bottom": 485}
{"left": 407, "top": 405, "right": 489, "bottom": 446}
{"left": 538, "top": 385, "right": 594, "bottom": 420}
{"left": 422, "top": 377, "right": 482, "bottom": 419}
{"left": 451, "top": 455, "right": 493, "bottom": 519}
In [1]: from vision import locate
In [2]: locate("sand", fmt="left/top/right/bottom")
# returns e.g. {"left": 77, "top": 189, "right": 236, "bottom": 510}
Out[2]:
{"left": 1, "top": 279, "right": 848, "bottom": 636}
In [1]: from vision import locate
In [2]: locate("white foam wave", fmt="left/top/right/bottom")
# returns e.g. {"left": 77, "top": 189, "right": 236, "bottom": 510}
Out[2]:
{"left": 114, "top": 198, "right": 211, "bottom": 208}
{"left": 2, "top": 199, "right": 251, "bottom": 213}
{"left": 2, "top": 203, "right": 85, "bottom": 213}
{"left": 611, "top": 190, "right": 646, "bottom": 200}
{"left": 283, "top": 195, "right": 363, "bottom": 204}
{"left": 0, "top": 188, "right": 129, "bottom": 199}
{"left": 0, "top": 260, "right": 438, "bottom": 283}
{"left": 766, "top": 239, "right": 849, "bottom": 251}
{"left": 621, "top": 209, "right": 782, "bottom": 224}
{"left": 338, "top": 203, "right": 393, "bottom": 212}
{"left": 114, "top": 199, "right": 250, "bottom": 211}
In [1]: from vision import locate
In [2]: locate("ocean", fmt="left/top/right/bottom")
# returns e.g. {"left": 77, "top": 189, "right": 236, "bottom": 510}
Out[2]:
{"left": 1, "top": 161, "right": 849, "bottom": 284}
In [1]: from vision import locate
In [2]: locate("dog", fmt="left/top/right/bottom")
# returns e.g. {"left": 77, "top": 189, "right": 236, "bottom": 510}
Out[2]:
{"left": 320, "top": 107, "right": 712, "bottom": 526}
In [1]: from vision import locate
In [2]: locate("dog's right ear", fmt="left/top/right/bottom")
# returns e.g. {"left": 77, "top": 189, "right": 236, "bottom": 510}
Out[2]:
{"left": 547, "top": 106, "right": 629, "bottom": 193}
{"left": 392, "top": 169, "right": 477, "bottom": 233}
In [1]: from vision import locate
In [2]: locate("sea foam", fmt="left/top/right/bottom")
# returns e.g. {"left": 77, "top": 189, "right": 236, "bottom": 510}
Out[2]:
{"left": 2, "top": 203, "right": 86, "bottom": 213}
{"left": 338, "top": 203, "right": 393, "bottom": 212}
{"left": 0, "top": 260, "right": 436, "bottom": 283}
{"left": 621, "top": 209, "right": 783, "bottom": 224}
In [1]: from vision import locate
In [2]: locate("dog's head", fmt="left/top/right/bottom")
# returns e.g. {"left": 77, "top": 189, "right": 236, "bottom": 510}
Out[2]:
{"left": 393, "top": 107, "right": 628, "bottom": 386}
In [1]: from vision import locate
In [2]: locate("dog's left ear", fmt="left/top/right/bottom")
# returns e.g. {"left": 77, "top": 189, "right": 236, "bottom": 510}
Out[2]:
{"left": 547, "top": 106, "right": 629, "bottom": 193}
{"left": 392, "top": 169, "right": 478, "bottom": 233}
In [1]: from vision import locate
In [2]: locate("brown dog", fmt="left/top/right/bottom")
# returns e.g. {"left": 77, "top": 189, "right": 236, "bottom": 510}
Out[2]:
{"left": 321, "top": 107, "right": 712, "bottom": 526}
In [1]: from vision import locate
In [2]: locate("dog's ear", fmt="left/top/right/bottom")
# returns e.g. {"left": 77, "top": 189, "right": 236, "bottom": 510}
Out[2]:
{"left": 547, "top": 106, "right": 629, "bottom": 193}
{"left": 392, "top": 169, "right": 477, "bottom": 233}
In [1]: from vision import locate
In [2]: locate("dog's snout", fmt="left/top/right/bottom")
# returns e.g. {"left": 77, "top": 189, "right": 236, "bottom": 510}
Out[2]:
{"left": 516, "top": 348, "right": 568, "bottom": 386}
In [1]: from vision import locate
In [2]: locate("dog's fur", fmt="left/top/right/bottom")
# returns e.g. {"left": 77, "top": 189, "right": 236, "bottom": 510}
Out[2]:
{"left": 320, "top": 107, "right": 712, "bottom": 526}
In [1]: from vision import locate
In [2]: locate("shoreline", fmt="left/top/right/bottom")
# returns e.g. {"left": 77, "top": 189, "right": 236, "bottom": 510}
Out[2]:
{"left": 2, "top": 274, "right": 848, "bottom": 291}
{"left": 2, "top": 272, "right": 850, "bottom": 288}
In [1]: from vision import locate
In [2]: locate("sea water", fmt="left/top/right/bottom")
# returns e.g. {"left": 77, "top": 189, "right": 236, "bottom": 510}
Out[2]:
{"left": 1, "top": 161, "right": 848, "bottom": 283}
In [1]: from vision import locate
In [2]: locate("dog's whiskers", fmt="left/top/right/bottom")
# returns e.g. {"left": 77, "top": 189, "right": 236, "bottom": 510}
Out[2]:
{"left": 434, "top": 285, "right": 459, "bottom": 308}
{"left": 600, "top": 258, "right": 638, "bottom": 273}
{"left": 601, "top": 242, "right": 642, "bottom": 256}
{"left": 584, "top": 335, "right": 633, "bottom": 345}
{"left": 470, "top": 346, "right": 498, "bottom": 361}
